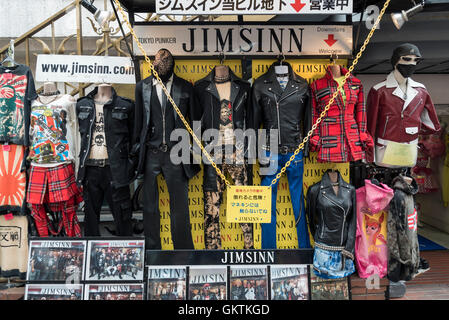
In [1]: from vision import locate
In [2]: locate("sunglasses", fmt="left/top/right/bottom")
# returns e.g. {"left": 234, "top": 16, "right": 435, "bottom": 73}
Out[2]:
{"left": 400, "top": 57, "right": 423, "bottom": 64}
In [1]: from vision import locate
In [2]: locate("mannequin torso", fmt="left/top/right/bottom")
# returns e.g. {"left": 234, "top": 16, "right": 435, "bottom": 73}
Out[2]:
{"left": 94, "top": 83, "right": 113, "bottom": 103}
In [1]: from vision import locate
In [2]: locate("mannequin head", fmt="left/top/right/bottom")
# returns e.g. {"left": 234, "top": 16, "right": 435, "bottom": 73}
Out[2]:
{"left": 391, "top": 43, "right": 422, "bottom": 78}
{"left": 153, "top": 48, "right": 174, "bottom": 83}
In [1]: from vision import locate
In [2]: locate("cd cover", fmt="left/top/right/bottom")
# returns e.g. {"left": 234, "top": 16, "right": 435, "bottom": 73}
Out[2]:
{"left": 26, "top": 240, "right": 86, "bottom": 282}
{"left": 25, "top": 284, "right": 83, "bottom": 300}
{"left": 86, "top": 239, "right": 145, "bottom": 281}
{"left": 270, "top": 265, "right": 309, "bottom": 300}
{"left": 230, "top": 266, "right": 268, "bottom": 300}
{"left": 147, "top": 266, "right": 187, "bottom": 300}
{"left": 188, "top": 266, "right": 227, "bottom": 300}
{"left": 85, "top": 283, "right": 144, "bottom": 300}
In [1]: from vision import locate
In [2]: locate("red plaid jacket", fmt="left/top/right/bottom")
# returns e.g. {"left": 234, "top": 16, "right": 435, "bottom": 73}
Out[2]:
{"left": 309, "top": 66, "right": 373, "bottom": 163}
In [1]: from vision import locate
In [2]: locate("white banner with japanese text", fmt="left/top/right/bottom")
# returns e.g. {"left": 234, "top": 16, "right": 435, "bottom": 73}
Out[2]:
{"left": 156, "top": 0, "right": 353, "bottom": 15}
{"left": 133, "top": 24, "right": 352, "bottom": 56}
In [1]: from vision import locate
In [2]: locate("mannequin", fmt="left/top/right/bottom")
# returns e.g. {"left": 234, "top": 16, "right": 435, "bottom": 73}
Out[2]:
{"left": 133, "top": 48, "right": 199, "bottom": 249}
{"left": 306, "top": 169, "right": 357, "bottom": 279}
{"left": 28, "top": 81, "right": 82, "bottom": 237}
{"left": 77, "top": 82, "right": 135, "bottom": 237}
{"left": 42, "top": 82, "right": 59, "bottom": 95}
{"left": 328, "top": 169, "right": 339, "bottom": 195}
{"left": 195, "top": 64, "right": 254, "bottom": 250}
{"left": 95, "top": 83, "right": 113, "bottom": 103}
{"left": 329, "top": 62, "right": 341, "bottom": 78}
{"left": 310, "top": 63, "right": 373, "bottom": 163}
{"left": 366, "top": 43, "right": 440, "bottom": 169}
{"left": 251, "top": 60, "right": 311, "bottom": 249}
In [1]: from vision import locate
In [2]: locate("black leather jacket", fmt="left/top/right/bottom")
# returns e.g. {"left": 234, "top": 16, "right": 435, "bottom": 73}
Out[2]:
{"left": 194, "top": 68, "right": 251, "bottom": 134}
{"left": 194, "top": 68, "right": 251, "bottom": 191}
{"left": 133, "top": 74, "right": 201, "bottom": 180}
{"left": 76, "top": 87, "right": 134, "bottom": 188}
{"left": 306, "top": 170, "right": 357, "bottom": 259}
{"left": 250, "top": 62, "right": 311, "bottom": 157}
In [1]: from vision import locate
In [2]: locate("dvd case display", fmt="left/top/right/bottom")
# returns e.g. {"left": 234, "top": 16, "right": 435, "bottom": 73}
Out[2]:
{"left": 188, "top": 266, "right": 227, "bottom": 300}
{"left": 230, "top": 266, "right": 268, "bottom": 300}
{"left": 26, "top": 240, "right": 86, "bottom": 282}
{"left": 85, "top": 284, "right": 144, "bottom": 300}
{"left": 310, "top": 269, "right": 350, "bottom": 300}
{"left": 85, "top": 240, "right": 145, "bottom": 281}
{"left": 270, "top": 265, "right": 309, "bottom": 300}
{"left": 25, "top": 284, "right": 83, "bottom": 300}
{"left": 147, "top": 266, "right": 187, "bottom": 300}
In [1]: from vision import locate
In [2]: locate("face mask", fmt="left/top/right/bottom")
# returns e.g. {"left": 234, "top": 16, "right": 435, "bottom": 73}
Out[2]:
{"left": 396, "top": 63, "right": 417, "bottom": 78}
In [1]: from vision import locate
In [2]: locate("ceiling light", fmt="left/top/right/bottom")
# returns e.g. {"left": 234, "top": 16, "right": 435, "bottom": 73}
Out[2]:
{"left": 391, "top": 1, "right": 425, "bottom": 30}
{"left": 80, "top": 0, "right": 113, "bottom": 28}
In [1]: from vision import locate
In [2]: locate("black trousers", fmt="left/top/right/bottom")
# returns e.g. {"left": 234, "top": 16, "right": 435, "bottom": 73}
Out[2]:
{"left": 142, "top": 148, "right": 194, "bottom": 249}
{"left": 83, "top": 165, "right": 133, "bottom": 236}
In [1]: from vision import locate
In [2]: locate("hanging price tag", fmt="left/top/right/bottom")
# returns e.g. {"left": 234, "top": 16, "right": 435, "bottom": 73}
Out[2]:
{"left": 3, "top": 144, "right": 11, "bottom": 152}
{"left": 226, "top": 186, "right": 272, "bottom": 224}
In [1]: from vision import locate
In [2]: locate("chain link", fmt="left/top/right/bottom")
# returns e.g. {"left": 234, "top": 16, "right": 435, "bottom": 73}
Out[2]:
{"left": 113, "top": 0, "right": 391, "bottom": 188}
{"left": 268, "top": 0, "right": 391, "bottom": 187}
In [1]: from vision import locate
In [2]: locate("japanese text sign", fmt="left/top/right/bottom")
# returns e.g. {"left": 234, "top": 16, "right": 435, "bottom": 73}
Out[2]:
{"left": 226, "top": 186, "right": 272, "bottom": 224}
{"left": 156, "top": 0, "right": 353, "bottom": 15}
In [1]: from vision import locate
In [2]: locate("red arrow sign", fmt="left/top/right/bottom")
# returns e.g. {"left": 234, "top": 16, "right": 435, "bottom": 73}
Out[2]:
{"left": 291, "top": 0, "right": 306, "bottom": 13}
{"left": 324, "top": 34, "right": 338, "bottom": 47}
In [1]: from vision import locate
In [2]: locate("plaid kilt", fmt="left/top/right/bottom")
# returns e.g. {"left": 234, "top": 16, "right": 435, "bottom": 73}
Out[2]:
{"left": 27, "top": 163, "right": 82, "bottom": 204}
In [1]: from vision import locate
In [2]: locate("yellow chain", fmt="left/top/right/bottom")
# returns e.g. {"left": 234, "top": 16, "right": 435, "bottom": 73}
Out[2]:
{"left": 268, "top": 0, "right": 391, "bottom": 187}
{"left": 112, "top": 0, "right": 390, "bottom": 188}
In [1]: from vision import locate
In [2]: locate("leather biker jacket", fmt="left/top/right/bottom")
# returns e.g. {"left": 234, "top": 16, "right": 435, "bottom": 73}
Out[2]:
{"left": 250, "top": 62, "right": 311, "bottom": 157}
{"left": 306, "top": 170, "right": 357, "bottom": 259}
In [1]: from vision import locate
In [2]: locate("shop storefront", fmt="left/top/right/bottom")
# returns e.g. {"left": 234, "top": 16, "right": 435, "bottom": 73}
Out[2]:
{"left": 0, "top": 0, "right": 448, "bottom": 304}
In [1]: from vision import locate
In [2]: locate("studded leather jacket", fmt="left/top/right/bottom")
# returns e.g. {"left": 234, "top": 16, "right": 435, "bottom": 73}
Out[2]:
{"left": 249, "top": 62, "right": 311, "bottom": 157}
{"left": 306, "top": 170, "right": 357, "bottom": 259}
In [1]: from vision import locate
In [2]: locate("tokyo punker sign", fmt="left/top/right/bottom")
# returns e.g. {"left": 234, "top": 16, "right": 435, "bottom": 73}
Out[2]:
{"left": 133, "top": 24, "right": 352, "bottom": 56}
{"left": 156, "top": 0, "right": 353, "bottom": 15}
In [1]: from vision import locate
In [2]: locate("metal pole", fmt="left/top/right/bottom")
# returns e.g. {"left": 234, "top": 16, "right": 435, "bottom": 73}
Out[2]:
{"left": 110, "top": 0, "right": 141, "bottom": 82}
{"left": 76, "top": 0, "right": 85, "bottom": 97}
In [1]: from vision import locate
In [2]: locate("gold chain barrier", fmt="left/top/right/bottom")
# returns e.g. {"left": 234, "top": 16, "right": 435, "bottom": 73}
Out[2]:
{"left": 112, "top": 0, "right": 391, "bottom": 188}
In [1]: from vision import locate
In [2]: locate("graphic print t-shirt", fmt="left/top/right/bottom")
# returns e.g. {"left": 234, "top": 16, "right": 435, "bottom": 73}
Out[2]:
{"left": 88, "top": 102, "right": 108, "bottom": 160}
{"left": 29, "top": 95, "right": 78, "bottom": 166}
{"left": 0, "top": 64, "right": 37, "bottom": 146}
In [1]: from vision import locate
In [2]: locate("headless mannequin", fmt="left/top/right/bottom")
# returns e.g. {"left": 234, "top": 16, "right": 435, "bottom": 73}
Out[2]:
{"left": 403, "top": 175, "right": 413, "bottom": 185}
{"left": 214, "top": 65, "right": 232, "bottom": 148}
{"left": 95, "top": 83, "right": 113, "bottom": 103}
{"left": 274, "top": 60, "right": 289, "bottom": 90}
{"left": 43, "top": 82, "right": 58, "bottom": 95}
{"left": 329, "top": 64, "right": 342, "bottom": 78}
{"left": 214, "top": 65, "right": 231, "bottom": 97}
{"left": 328, "top": 170, "right": 339, "bottom": 195}
{"left": 39, "top": 82, "right": 61, "bottom": 104}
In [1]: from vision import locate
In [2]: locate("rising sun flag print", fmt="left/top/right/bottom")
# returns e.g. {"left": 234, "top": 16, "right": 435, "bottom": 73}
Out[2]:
{"left": 0, "top": 145, "right": 26, "bottom": 209}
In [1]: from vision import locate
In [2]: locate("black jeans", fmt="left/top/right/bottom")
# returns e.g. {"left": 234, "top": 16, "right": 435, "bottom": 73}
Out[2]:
{"left": 83, "top": 165, "right": 133, "bottom": 236}
{"left": 142, "top": 148, "right": 194, "bottom": 249}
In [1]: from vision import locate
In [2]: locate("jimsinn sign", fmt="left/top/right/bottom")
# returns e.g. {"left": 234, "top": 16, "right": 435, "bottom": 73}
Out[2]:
{"left": 156, "top": 0, "right": 353, "bottom": 15}
{"left": 134, "top": 25, "right": 352, "bottom": 56}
